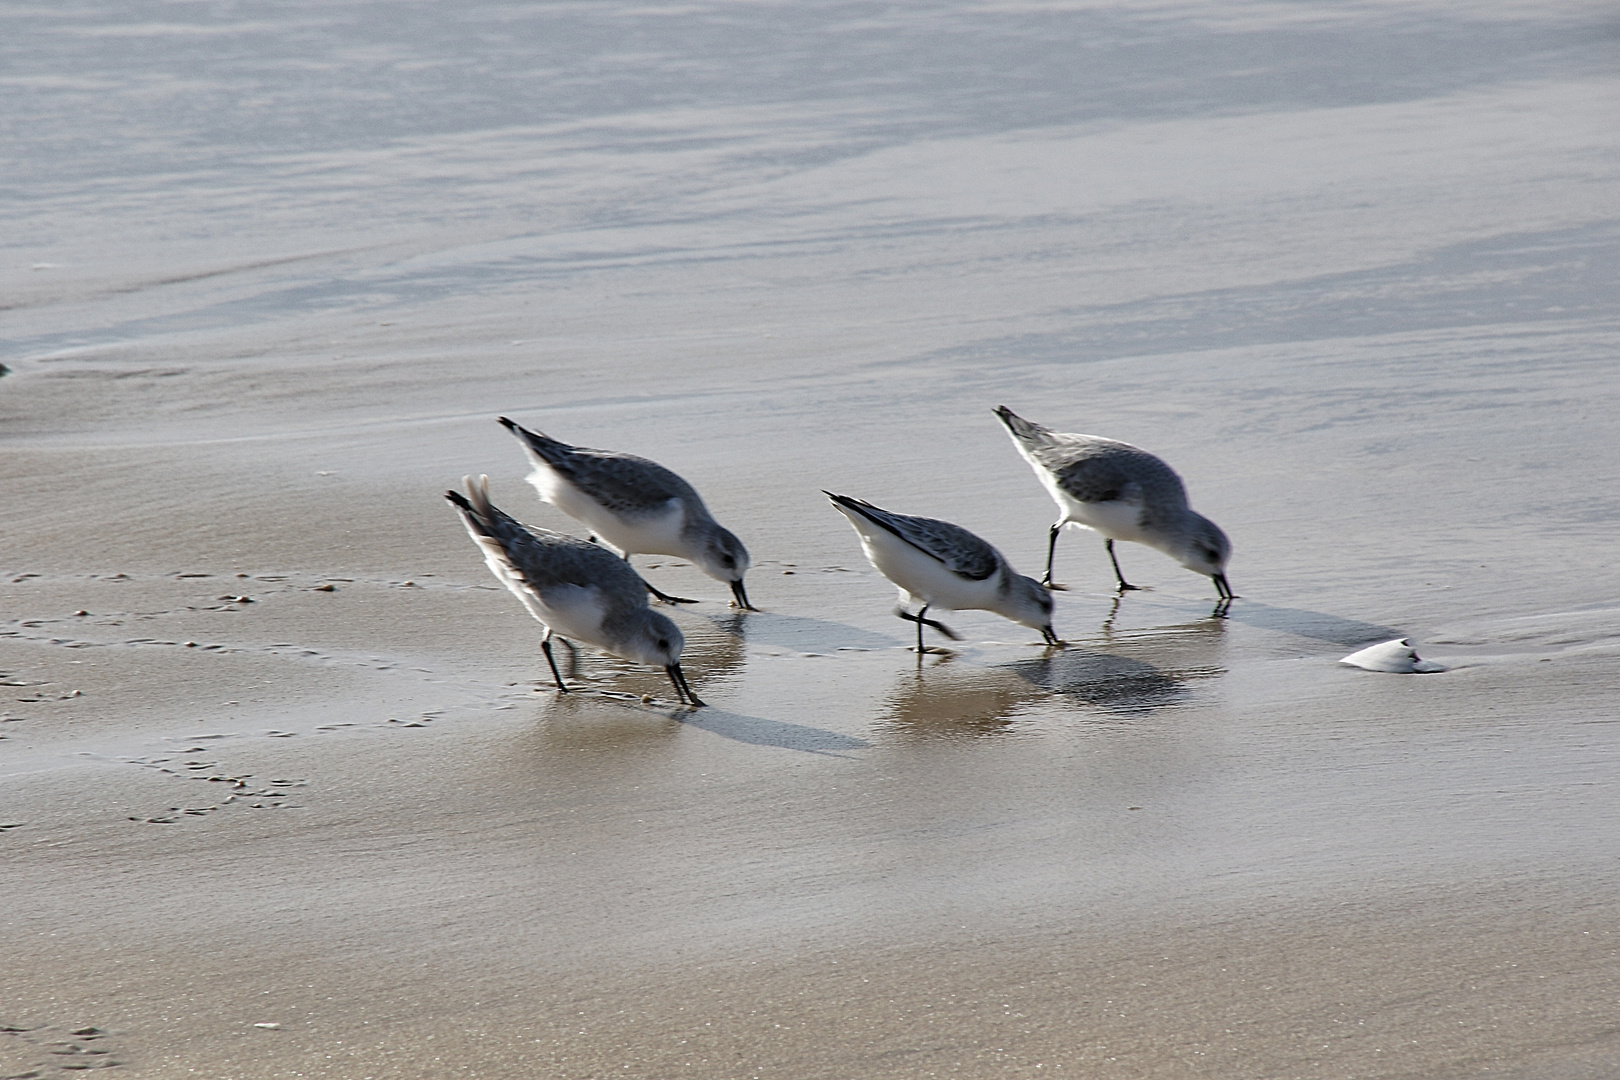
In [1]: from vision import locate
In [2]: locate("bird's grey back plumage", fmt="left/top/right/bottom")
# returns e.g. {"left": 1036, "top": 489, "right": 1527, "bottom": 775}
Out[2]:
{"left": 842, "top": 498, "right": 1000, "bottom": 581}
{"left": 523, "top": 432, "right": 706, "bottom": 518}
{"left": 459, "top": 495, "right": 652, "bottom": 614}
{"left": 1045, "top": 438, "right": 1189, "bottom": 511}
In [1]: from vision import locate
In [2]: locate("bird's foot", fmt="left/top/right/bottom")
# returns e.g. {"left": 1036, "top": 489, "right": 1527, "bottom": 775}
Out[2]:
{"left": 1043, "top": 581, "right": 1070, "bottom": 592}
{"left": 894, "top": 608, "right": 962, "bottom": 641}
{"left": 646, "top": 583, "right": 700, "bottom": 605}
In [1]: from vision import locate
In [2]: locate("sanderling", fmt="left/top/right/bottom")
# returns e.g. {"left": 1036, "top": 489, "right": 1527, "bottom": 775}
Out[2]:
{"left": 826, "top": 492, "right": 1061, "bottom": 653}
{"left": 994, "top": 406, "right": 1234, "bottom": 601}
{"left": 446, "top": 475, "right": 704, "bottom": 706}
{"left": 499, "top": 417, "right": 754, "bottom": 610}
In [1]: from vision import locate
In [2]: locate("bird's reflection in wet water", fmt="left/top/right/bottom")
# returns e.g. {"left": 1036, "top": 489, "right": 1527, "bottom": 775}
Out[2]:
{"left": 877, "top": 655, "right": 1046, "bottom": 739}
{"left": 1023, "top": 611, "right": 1227, "bottom": 713}
{"left": 1007, "top": 648, "right": 1191, "bottom": 714}
{"left": 877, "top": 614, "right": 1228, "bottom": 738}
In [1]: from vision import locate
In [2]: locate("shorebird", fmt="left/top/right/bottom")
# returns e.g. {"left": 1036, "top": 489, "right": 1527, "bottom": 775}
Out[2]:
{"left": 993, "top": 406, "right": 1234, "bottom": 601}
{"left": 446, "top": 475, "right": 704, "bottom": 706}
{"left": 499, "top": 417, "right": 754, "bottom": 610}
{"left": 826, "top": 492, "right": 1061, "bottom": 653}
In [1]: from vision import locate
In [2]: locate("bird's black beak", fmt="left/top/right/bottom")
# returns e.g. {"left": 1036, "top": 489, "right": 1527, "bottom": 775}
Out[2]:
{"left": 730, "top": 578, "right": 757, "bottom": 611}
{"left": 665, "top": 663, "right": 705, "bottom": 707}
{"left": 1213, "top": 573, "right": 1236, "bottom": 600}
{"left": 1040, "top": 625, "right": 1065, "bottom": 648}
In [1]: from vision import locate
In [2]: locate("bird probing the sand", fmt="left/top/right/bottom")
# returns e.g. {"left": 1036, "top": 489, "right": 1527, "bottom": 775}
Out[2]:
{"left": 499, "top": 416, "right": 755, "bottom": 610}
{"left": 993, "top": 406, "right": 1234, "bottom": 604}
{"left": 826, "top": 491, "right": 1061, "bottom": 654}
{"left": 446, "top": 475, "right": 704, "bottom": 706}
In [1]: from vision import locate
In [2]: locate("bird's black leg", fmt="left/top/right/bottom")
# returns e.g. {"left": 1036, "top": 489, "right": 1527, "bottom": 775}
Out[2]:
{"left": 540, "top": 635, "right": 569, "bottom": 692}
{"left": 1043, "top": 522, "right": 1068, "bottom": 590}
{"left": 643, "top": 579, "right": 700, "bottom": 605}
{"left": 664, "top": 663, "right": 705, "bottom": 707}
{"left": 557, "top": 636, "right": 580, "bottom": 679}
{"left": 894, "top": 604, "right": 960, "bottom": 653}
{"left": 1106, "top": 539, "right": 1141, "bottom": 592}
{"left": 630, "top": 555, "right": 699, "bottom": 605}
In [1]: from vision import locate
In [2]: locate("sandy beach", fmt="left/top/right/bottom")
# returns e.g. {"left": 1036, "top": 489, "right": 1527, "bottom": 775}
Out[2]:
{"left": 5, "top": 1, "right": 1620, "bottom": 1076}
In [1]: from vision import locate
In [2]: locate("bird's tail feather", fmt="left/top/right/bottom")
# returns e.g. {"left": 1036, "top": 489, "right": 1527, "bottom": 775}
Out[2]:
{"left": 993, "top": 405, "right": 1051, "bottom": 445}
{"left": 498, "top": 415, "right": 571, "bottom": 465}
{"left": 446, "top": 475, "right": 529, "bottom": 550}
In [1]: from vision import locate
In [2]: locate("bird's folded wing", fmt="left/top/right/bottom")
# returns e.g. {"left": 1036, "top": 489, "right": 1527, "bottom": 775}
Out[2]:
{"left": 868, "top": 509, "right": 999, "bottom": 581}
{"left": 554, "top": 451, "right": 698, "bottom": 514}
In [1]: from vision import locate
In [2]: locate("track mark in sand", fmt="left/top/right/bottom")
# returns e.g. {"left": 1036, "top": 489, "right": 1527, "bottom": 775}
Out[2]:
{"left": 115, "top": 707, "right": 447, "bottom": 825}
{"left": 123, "top": 755, "right": 308, "bottom": 823}
{"left": 0, "top": 572, "right": 518, "bottom": 710}
{"left": 0, "top": 1022, "right": 125, "bottom": 1074}
{"left": 385, "top": 711, "right": 443, "bottom": 728}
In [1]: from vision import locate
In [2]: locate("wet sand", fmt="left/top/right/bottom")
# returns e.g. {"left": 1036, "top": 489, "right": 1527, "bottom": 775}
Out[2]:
{"left": 5, "top": 0, "right": 1620, "bottom": 1076}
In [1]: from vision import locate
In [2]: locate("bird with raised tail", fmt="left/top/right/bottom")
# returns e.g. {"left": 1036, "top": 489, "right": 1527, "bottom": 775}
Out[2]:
{"left": 446, "top": 475, "right": 704, "bottom": 706}
{"left": 826, "top": 491, "right": 1062, "bottom": 653}
{"left": 499, "top": 416, "right": 755, "bottom": 610}
{"left": 993, "top": 406, "right": 1235, "bottom": 603}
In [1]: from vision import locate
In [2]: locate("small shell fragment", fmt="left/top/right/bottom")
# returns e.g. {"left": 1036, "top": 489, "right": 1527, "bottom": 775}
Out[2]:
{"left": 1339, "top": 638, "right": 1446, "bottom": 674}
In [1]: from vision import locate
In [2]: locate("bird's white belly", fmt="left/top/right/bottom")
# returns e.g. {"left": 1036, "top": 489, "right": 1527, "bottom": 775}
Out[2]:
{"left": 1044, "top": 476, "right": 1148, "bottom": 543}
{"left": 859, "top": 530, "right": 997, "bottom": 612}
{"left": 471, "top": 534, "right": 611, "bottom": 645}
{"left": 528, "top": 467, "right": 688, "bottom": 557}
{"left": 530, "top": 583, "right": 614, "bottom": 649}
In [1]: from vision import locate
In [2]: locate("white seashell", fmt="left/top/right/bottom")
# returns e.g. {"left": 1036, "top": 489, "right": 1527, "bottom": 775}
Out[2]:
{"left": 1339, "top": 638, "right": 1446, "bottom": 673}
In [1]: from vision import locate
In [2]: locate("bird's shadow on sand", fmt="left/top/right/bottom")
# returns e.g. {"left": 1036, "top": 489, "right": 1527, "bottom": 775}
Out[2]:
{"left": 534, "top": 688, "right": 867, "bottom": 756}
{"left": 692, "top": 608, "right": 898, "bottom": 652}
{"left": 1222, "top": 601, "right": 1402, "bottom": 647}
{"left": 676, "top": 707, "right": 870, "bottom": 756}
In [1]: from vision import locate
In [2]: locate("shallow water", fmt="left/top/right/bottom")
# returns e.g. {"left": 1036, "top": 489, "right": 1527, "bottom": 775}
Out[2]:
{"left": 4, "top": 1, "right": 1619, "bottom": 1076}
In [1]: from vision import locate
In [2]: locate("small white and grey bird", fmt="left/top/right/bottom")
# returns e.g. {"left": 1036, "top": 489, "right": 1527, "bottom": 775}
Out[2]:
{"left": 445, "top": 475, "right": 704, "bottom": 706}
{"left": 994, "top": 406, "right": 1234, "bottom": 601}
{"left": 499, "top": 416, "right": 754, "bottom": 610}
{"left": 826, "top": 492, "right": 1061, "bottom": 653}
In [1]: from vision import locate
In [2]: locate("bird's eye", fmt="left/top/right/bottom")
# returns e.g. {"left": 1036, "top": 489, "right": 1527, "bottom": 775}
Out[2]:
{"left": 658, "top": 639, "right": 670, "bottom": 650}
{"left": 721, "top": 555, "right": 735, "bottom": 569}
